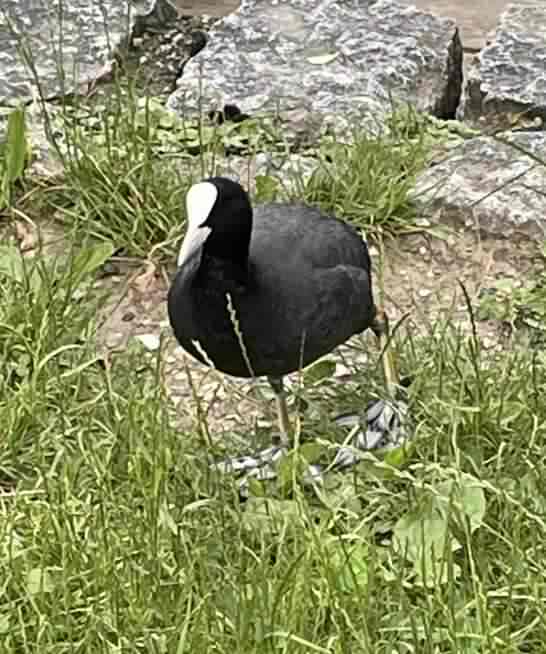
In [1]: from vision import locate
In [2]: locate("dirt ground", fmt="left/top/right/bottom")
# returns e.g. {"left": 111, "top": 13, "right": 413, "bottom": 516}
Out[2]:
{"left": 91, "top": 226, "right": 543, "bottom": 439}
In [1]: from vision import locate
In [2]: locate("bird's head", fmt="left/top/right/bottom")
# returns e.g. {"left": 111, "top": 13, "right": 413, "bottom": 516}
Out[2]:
{"left": 177, "top": 177, "right": 253, "bottom": 268}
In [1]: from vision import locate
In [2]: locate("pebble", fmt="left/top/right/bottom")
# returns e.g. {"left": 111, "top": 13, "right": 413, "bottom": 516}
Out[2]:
{"left": 135, "top": 333, "right": 161, "bottom": 351}
{"left": 415, "top": 217, "right": 431, "bottom": 228}
{"left": 257, "top": 419, "right": 273, "bottom": 429}
{"left": 335, "top": 363, "right": 352, "bottom": 378}
{"left": 172, "top": 33, "right": 186, "bottom": 45}
{"left": 105, "top": 332, "right": 125, "bottom": 349}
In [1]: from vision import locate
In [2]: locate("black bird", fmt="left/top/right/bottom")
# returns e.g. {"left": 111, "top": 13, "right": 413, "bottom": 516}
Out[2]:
{"left": 168, "top": 176, "right": 397, "bottom": 448}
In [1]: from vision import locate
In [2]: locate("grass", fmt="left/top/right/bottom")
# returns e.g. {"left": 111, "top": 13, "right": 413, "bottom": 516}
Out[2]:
{"left": 1, "top": 239, "right": 546, "bottom": 652}
{"left": 1, "top": 20, "right": 546, "bottom": 653}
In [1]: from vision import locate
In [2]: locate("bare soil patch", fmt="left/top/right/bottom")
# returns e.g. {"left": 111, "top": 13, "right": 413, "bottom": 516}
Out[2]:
{"left": 91, "top": 229, "right": 543, "bottom": 441}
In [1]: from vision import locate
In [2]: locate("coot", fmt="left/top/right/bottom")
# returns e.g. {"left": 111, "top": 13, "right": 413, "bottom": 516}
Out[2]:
{"left": 168, "top": 176, "right": 396, "bottom": 447}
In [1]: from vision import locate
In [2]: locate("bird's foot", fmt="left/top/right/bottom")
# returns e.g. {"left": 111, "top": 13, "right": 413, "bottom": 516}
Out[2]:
{"left": 212, "top": 444, "right": 287, "bottom": 478}
{"left": 211, "top": 396, "right": 411, "bottom": 498}
{"left": 211, "top": 443, "right": 289, "bottom": 498}
{"left": 332, "top": 396, "right": 410, "bottom": 470}
{"left": 211, "top": 444, "right": 323, "bottom": 498}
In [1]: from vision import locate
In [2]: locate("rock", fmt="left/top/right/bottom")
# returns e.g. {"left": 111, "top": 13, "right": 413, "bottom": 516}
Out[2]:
{"left": 0, "top": 1, "right": 138, "bottom": 105}
{"left": 459, "top": 4, "right": 546, "bottom": 125}
{"left": 135, "top": 333, "right": 161, "bottom": 351}
{"left": 212, "top": 152, "right": 318, "bottom": 195}
{"left": 167, "top": 0, "right": 463, "bottom": 138}
{"left": 105, "top": 331, "right": 125, "bottom": 349}
{"left": 413, "top": 132, "right": 546, "bottom": 240}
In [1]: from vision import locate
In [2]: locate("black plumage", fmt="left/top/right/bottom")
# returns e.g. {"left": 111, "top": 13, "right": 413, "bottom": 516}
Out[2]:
{"left": 168, "top": 176, "right": 390, "bottom": 443}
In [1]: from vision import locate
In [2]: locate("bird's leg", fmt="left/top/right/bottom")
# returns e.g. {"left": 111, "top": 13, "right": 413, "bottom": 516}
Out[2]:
{"left": 267, "top": 376, "right": 291, "bottom": 447}
{"left": 371, "top": 309, "right": 398, "bottom": 393}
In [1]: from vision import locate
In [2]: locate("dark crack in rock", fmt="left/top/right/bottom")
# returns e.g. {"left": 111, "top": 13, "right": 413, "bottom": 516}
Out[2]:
{"left": 132, "top": 0, "right": 179, "bottom": 36}
{"left": 459, "top": 4, "right": 546, "bottom": 125}
{"left": 0, "top": 0, "right": 138, "bottom": 106}
{"left": 413, "top": 132, "right": 546, "bottom": 240}
{"left": 126, "top": 15, "right": 213, "bottom": 97}
{"left": 167, "top": 0, "right": 463, "bottom": 138}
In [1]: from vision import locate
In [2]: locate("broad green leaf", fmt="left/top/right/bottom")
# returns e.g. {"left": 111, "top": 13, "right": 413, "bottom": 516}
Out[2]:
{"left": 393, "top": 509, "right": 460, "bottom": 587}
{"left": 277, "top": 450, "right": 299, "bottom": 492}
{"left": 247, "top": 477, "right": 267, "bottom": 497}
{"left": 5, "top": 104, "right": 28, "bottom": 184}
{"left": 298, "top": 441, "right": 325, "bottom": 465}
{"left": 435, "top": 474, "right": 486, "bottom": 533}
{"left": 383, "top": 442, "right": 412, "bottom": 468}
{"left": 0, "top": 613, "right": 10, "bottom": 635}
{"left": 71, "top": 242, "right": 116, "bottom": 283}
{"left": 277, "top": 443, "right": 325, "bottom": 493}
{"left": 0, "top": 244, "right": 25, "bottom": 282}
{"left": 326, "top": 541, "right": 369, "bottom": 592}
{"left": 0, "top": 245, "right": 42, "bottom": 292}
{"left": 319, "top": 473, "right": 361, "bottom": 512}
{"left": 303, "top": 358, "right": 336, "bottom": 385}
{"left": 394, "top": 511, "right": 451, "bottom": 561}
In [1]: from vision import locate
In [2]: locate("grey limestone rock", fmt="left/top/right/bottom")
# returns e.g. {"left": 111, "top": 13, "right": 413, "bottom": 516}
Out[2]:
{"left": 213, "top": 152, "right": 319, "bottom": 195}
{"left": 0, "top": 0, "right": 135, "bottom": 106}
{"left": 167, "top": 0, "right": 463, "bottom": 137}
{"left": 413, "top": 132, "right": 546, "bottom": 240}
{"left": 459, "top": 4, "right": 546, "bottom": 125}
